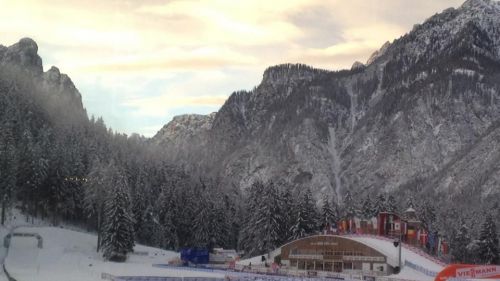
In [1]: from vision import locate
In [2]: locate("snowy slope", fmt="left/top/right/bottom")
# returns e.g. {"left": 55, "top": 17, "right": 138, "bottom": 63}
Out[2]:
{"left": 4, "top": 226, "right": 224, "bottom": 281}
{"left": 344, "top": 236, "right": 443, "bottom": 272}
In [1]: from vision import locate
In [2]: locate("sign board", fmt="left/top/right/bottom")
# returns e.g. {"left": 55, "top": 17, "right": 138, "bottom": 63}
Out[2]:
{"left": 435, "top": 265, "right": 500, "bottom": 281}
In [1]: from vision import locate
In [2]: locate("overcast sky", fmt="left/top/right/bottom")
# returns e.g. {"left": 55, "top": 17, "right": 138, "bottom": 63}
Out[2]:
{"left": 0, "top": 0, "right": 466, "bottom": 136}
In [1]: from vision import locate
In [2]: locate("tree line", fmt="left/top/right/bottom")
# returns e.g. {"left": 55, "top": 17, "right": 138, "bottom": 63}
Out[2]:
{"left": 0, "top": 64, "right": 498, "bottom": 264}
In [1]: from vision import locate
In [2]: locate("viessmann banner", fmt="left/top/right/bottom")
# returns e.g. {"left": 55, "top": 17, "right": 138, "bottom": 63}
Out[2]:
{"left": 436, "top": 264, "right": 500, "bottom": 281}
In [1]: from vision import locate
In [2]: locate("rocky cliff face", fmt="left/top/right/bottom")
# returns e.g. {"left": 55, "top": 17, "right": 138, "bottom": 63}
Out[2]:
{"left": 0, "top": 38, "right": 87, "bottom": 124}
{"left": 153, "top": 0, "right": 500, "bottom": 204}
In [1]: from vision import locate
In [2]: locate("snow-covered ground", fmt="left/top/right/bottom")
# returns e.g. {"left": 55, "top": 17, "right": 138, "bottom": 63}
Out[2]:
{"left": 346, "top": 236, "right": 444, "bottom": 272}
{"left": 4, "top": 226, "right": 224, "bottom": 281}
{"left": 0, "top": 211, "right": 445, "bottom": 281}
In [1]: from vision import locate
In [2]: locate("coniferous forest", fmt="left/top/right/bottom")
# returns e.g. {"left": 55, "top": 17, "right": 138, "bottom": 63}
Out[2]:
{"left": 1, "top": 38, "right": 499, "bottom": 264}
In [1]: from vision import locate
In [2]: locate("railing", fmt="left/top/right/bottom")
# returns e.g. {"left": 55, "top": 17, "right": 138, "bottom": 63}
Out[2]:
{"left": 103, "top": 273, "right": 362, "bottom": 281}
{"left": 341, "top": 234, "right": 447, "bottom": 267}
{"left": 403, "top": 261, "right": 438, "bottom": 277}
{"left": 102, "top": 273, "right": 225, "bottom": 281}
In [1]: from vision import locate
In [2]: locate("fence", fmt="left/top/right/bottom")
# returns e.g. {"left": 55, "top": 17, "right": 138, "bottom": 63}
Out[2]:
{"left": 342, "top": 234, "right": 447, "bottom": 267}
{"left": 102, "top": 274, "right": 358, "bottom": 281}
{"left": 403, "top": 261, "right": 438, "bottom": 277}
{"left": 102, "top": 273, "right": 225, "bottom": 281}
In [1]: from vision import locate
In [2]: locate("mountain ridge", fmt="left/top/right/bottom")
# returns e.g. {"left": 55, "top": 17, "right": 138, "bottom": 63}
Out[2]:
{"left": 153, "top": 0, "right": 500, "bottom": 210}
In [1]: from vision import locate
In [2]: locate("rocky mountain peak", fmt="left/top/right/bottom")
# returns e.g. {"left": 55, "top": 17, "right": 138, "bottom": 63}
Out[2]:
{"left": 366, "top": 41, "right": 391, "bottom": 65}
{"left": 0, "top": 37, "right": 43, "bottom": 75}
{"left": 351, "top": 61, "right": 366, "bottom": 71}
{"left": 461, "top": 0, "right": 499, "bottom": 10}
{"left": 153, "top": 113, "right": 216, "bottom": 144}
{"left": 261, "top": 63, "right": 326, "bottom": 87}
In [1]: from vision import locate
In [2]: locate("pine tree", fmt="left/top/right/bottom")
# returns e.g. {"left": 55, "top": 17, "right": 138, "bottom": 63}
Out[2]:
{"left": 276, "top": 188, "right": 294, "bottom": 246}
{"left": 342, "top": 190, "right": 357, "bottom": 219}
{"left": 373, "top": 193, "right": 387, "bottom": 216}
{"left": 239, "top": 180, "right": 265, "bottom": 256}
{"left": 406, "top": 195, "right": 415, "bottom": 209}
{"left": 386, "top": 195, "right": 397, "bottom": 213}
{"left": 254, "top": 181, "right": 282, "bottom": 254}
{"left": 193, "top": 196, "right": 213, "bottom": 249}
{"left": 478, "top": 214, "right": 499, "bottom": 264}
{"left": 321, "top": 194, "right": 336, "bottom": 228}
{"left": 161, "top": 205, "right": 178, "bottom": 250}
{"left": 155, "top": 191, "right": 179, "bottom": 250}
{"left": 290, "top": 189, "right": 318, "bottom": 240}
{"left": 420, "top": 200, "right": 437, "bottom": 231}
{"left": 0, "top": 122, "right": 18, "bottom": 225}
{"left": 83, "top": 158, "right": 108, "bottom": 251}
{"left": 361, "top": 195, "right": 375, "bottom": 219}
{"left": 451, "top": 221, "right": 471, "bottom": 263}
{"left": 101, "top": 165, "right": 135, "bottom": 261}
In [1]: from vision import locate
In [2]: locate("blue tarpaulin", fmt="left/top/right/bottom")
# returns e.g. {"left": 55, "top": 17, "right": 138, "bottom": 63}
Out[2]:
{"left": 180, "top": 248, "right": 210, "bottom": 265}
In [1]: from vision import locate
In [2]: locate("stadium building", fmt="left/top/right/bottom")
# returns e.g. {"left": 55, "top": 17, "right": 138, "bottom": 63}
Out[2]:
{"left": 280, "top": 235, "right": 394, "bottom": 275}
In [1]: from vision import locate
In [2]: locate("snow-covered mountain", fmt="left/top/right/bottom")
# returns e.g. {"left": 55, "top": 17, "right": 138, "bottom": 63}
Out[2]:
{"left": 153, "top": 0, "right": 500, "bottom": 208}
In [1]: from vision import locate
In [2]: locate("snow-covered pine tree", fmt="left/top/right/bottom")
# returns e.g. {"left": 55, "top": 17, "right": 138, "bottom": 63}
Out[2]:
{"left": 360, "top": 195, "right": 374, "bottom": 219}
{"left": 0, "top": 120, "right": 17, "bottom": 225}
{"left": 255, "top": 181, "right": 282, "bottom": 255}
{"left": 386, "top": 195, "right": 398, "bottom": 213}
{"left": 101, "top": 164, "right": 135, "bottom": 262}
{"left": 278, "top": 187, "right": 295, "bottom": 245}
{"left": 451, "top": 220, "right": 471, "bottom": 263}
{"left": 478, "top": 214, "right": 499, "bottom": 265}
{"left": 155, "top": 190, "right": 179, "bottom": 250}
{"left": 290, "top": 189, "right": 318, "bottom": 240}
{"left": 373, "top": 193, "right": 386, "bottom": 216}
{"left": 321, "top": 194, "right": 336, "bottom": 228}
{"left": 137, "top": 205, "right": 160, "bottom": 246}
{"left": 406, "top": 195, "right": 415, "bottom": 209}
{"left": 419, "top": 200, "right": 437, "bottom": 232}
{"left": 342, "top": 190, "right": 357, "bottom": 219}
{"left": 239, "top": 180, "right": 265, "bottom": 256}
{"left": 83, "top": 158, "right": 108, "bottom": 251}
{"left": 193, "top": 194, "right": 212, "bottom": 248}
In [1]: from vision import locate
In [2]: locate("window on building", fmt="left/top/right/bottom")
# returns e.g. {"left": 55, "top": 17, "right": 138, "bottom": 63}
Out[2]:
{"left": 353, "top": 262, "right": 362, "bottom": 270}
{"left": 343, "top": 262, "right": 353, "bottom": 270}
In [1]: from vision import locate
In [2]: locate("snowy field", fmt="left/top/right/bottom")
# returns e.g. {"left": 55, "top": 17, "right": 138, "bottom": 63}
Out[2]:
{"left": 4, "top": 226, "right": 224, "bottom": 281}
{"left": 0, "top": 211, "right": 445, "bottom": 281}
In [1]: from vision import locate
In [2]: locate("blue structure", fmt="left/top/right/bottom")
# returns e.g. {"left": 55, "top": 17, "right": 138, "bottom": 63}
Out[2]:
{"left": 180, "top": 248, "right": 209, "bottom": 265}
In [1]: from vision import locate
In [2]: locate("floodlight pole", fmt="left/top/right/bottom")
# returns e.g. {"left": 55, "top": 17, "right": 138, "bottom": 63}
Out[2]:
{"left": 398, "top": 230, "right": 402, "bottom": 271}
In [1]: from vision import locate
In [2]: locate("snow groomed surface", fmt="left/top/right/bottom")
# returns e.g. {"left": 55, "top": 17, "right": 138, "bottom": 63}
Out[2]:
{"left": 4, "top": 227, "right": 223, "bottom": 281}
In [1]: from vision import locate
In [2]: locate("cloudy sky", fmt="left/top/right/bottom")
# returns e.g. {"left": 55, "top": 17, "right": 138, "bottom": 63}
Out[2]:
{"left": 0, "top": 0, "right": 465, "bottom": 136}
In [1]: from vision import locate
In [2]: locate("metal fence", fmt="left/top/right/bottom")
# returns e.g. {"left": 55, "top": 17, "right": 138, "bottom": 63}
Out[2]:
{"left": 403, "top": 260, "right": 438, "bottom": 277}
{"left": 102, "top": 273, "right": 363, "bottom": 281}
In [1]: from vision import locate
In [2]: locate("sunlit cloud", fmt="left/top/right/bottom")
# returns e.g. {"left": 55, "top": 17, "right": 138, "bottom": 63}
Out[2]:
{"left": 0, "top": 0, "right": 466, "bottom": 136}
{"left": 125, "top": 95, "right": 228, "bottom": 117}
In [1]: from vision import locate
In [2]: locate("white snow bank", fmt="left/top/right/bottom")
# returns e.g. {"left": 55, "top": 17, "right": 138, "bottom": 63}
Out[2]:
{"left": 345, "top": 236, "right": 444, "bottom": 272}
{"left": 5, "top": 226, "right": 224, "bottom": 281}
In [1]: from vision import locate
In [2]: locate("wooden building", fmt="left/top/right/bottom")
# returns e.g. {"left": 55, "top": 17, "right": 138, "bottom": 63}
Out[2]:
{"left": 280, "top": 235, "right": 392, "bottom": 275}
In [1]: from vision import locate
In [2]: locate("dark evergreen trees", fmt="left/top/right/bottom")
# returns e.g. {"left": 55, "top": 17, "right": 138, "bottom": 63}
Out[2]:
{"left": 290, "top": 189, "right": 318, "bottom": 240}
{"left": 478, "top": 214, "right": 499, "bottom": 265}
{"left": 321, "top": 194, "right": 337, "bottom": 228}
{"left": 360, "top": 195, "right": 375, "bottom": 219}
{"left": 451, "top": 221, "right": 471, "bottom": 263}
{"left": 101, "top": 164, "right": 135, "bottom": 261}
{"left": 342, "top": 190, "right": 357, "bottom": 219}
{"left": 373, "top": 193, "right": 386, "bottom": 216}
{"left": 255, "top": 181, "right": 282, "bottom": 254}
{"left": 386, "top": 195, "right": 397, "bottom": 213}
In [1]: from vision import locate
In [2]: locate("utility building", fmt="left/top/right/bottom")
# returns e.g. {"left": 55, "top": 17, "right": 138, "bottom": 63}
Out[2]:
{"left": 280, "top": 235, "right": 394, "bottom": 275}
